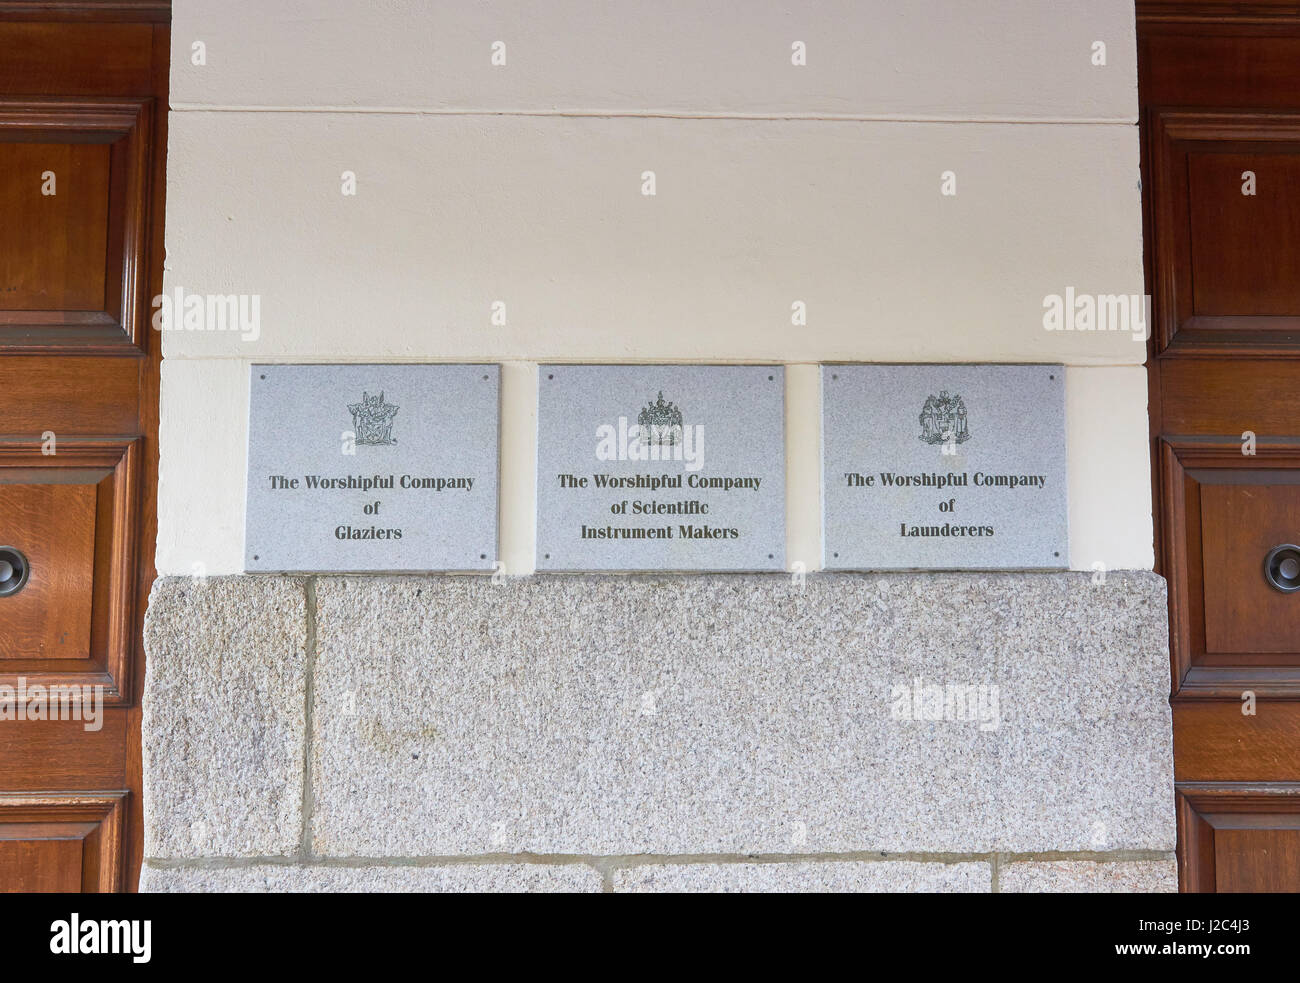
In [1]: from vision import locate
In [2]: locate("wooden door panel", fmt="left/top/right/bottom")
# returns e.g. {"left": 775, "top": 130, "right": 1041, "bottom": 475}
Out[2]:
{"left": 1178, "top": 784, "right": 1300, "bottom": 892}
{"left": 1188, "top": 150, "right": 1300, "bottom": 316}
{"left": 0, "top": 711, "right": 128, "bottom": 789}
{"left": 0, "top": 481, "right": 96, "bottom": 660}
{"left": 1157, "top": 441, "right": 1300, "bottom": 695}
{"left": 1142, "top": 33, "right": 1300, "bottom": 110}
{"left": 1149, "top": 111, "right": 1300, "bottom": 350}
{"left": 0, "top": 438, "right": 141, "bottom": 698}
{"left": 0, "top": 2, "right": 168, "bottom": 892}
{"left": 0, "top": 793, "right": 126, "bottom": 892}
{"left": 1174, "top": 704, "right": 1300, "bottom": 781}
{"left": 1216, "top": 829, "right": 1300, "bottom": 892}
{"left": 0, "top": 837, "right": 85, "bottom": 892}
{"left": 0, "top": 97, "right": 152, "bottom": 352}
{"left": 1141, "top": 3, "right": 1300, "bottom": 891}
{"left": 1202, "top": 483, "right": 1300, "bottom": 654}
{"left": 0, "top": 22, "right": 155, "bottom": 95}
{"left": 0, "top": 356, "right": 139, "bottom": 433}
{"left": 0, "top": 141, "right": 109, "bottom": 310}
{"left": 1161, "top": 359, "right": 1300, "bottom": 431}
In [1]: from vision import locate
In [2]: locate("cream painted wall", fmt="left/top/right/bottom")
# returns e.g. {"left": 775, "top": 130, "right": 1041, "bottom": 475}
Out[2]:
{"left": 157, "top": 0, "right": 1153, "bottom": 575}
{"left": 162, "top": 113, "right": 1145, "bottom": 364}
{"left": 171, "top": 0, "right": 1137, "bottom": 119}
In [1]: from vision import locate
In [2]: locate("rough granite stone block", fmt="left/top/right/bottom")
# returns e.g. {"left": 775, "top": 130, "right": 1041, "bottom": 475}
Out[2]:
{"left": 1000, "top": 860, "right": 1178, "bottom": 893}
{"left": 143, "top": 576, "right": 307, "bottom": 857}
{"left": 310, "top": 573, "right": 1173, "bottom": 856}
{"left": 999, "top": 719, "right": 1175, "bottom": 852}
{"left": 613, "top": 861, "right": 991, "bottom": 893}
{"left": 139, "top": 861, "right": 601, "bottom": 893}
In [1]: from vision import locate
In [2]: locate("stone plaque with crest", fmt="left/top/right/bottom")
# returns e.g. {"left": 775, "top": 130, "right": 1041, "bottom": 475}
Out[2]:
{"left": 822, "top": 364, "right": 1068, "bottom": 570}
{"left": 536, "top": 364, "right": 785, "bottom": 571}
{"left": 244, "top": 364, "right": 499, "bottom": 572}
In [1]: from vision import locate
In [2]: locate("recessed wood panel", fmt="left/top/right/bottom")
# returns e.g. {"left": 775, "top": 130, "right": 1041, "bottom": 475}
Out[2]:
{"left": 1158, "top": 442, "right": 1300, "bottom": 696}
{"left": 1188, "top": 151, "right": 1300, "bottom": 317}
{"left": 0, "top": 711, "right": 127, "bottom": 790}
{"left": 1174, "top": 704, "right": 1300, "bottom": 782}
{"left": 1148, "top": 112, "right": 1300, "bottom": 351}
{"left": 1215, "top": 828, "right": 1300, "bottom": 892}
{"left": 0, "top": 23, "right": 155, "bottom": 95}
{"left": 0, "top": 439, "right": 141, "bottom": 700}
{"left": 1140, "top": 31, "right": 1300, "bottom": 112}
{"left": 1161, "top": 359, "right": 1300, "bottom": 434}
{"left": 0, "top": 481, "right": 96, "bottom": 660}
{"left": 0, "top": 793, "right": 126, "bottom": 892}
{"left": 1201, "top": 482, "right": 1300, "bottom": 655}
{"left": 0, "top": 98, "right": 150, "bottom": 353}
{"left": 0, "top": 355, "right": 139, "bottom": 434}
{"left": 1177, "top": 783, "right": 1300, "bottom": 892}
{"left": 0, "top": 141, "right": 109, "bottom": 312}
{"left": 0, "top": 836, "right": 84, "bottom": 892}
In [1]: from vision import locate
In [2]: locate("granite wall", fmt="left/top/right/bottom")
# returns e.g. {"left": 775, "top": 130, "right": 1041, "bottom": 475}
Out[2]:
{"left": 140, "top": 572, "right": 1176, "bottom": 892}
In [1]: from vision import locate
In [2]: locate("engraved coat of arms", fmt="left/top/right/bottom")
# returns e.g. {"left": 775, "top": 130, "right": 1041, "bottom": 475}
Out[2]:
{"left": 918, "top": 390, "right": 970, "bottom": 445}
{"left": 348, "top": 391, "right": 399, "bottom": 445}
{"left": 638, "top": 390, "right": 684, "bottom": 446}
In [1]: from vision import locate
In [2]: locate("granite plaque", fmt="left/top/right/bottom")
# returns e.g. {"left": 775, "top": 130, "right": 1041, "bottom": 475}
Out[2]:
{"left": 823, "top": 364, "right": 1067, "bottom": 570}
{"left": 537, "top": 364, "right": 784, "bottom": 571}
{"left": 245, "top": 364, "right": 499, "bottom": 572}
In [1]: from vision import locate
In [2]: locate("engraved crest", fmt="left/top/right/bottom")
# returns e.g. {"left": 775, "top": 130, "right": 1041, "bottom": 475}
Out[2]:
{"left": 637, "top": 390, "right": 684, "bottom": 446}
{"left": 918, "top": 390, "right": 970, "bottom": 445}
{"left": 347, "top": 390, "right": 399, "bottom": 445}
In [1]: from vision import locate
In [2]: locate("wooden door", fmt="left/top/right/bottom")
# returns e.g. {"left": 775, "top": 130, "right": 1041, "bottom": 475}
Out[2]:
{"left": 0, "top": 1, "right": 168, "bottom": 891}
{"left": 1140, "top": 1, "right": 1300, "bottom": 892}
